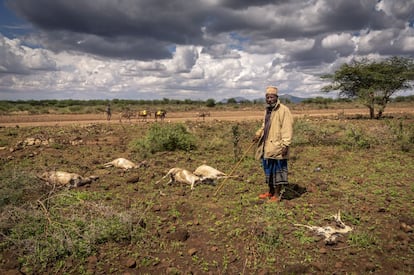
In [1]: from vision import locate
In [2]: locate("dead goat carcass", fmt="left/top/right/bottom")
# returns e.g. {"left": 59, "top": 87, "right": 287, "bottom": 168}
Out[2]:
{"left": 103, "top": 158, "right": 141, "bottom": 170}
{"left": 156, "top": 168, "right": 202, "bottom": 190}
{"left": 193, "top": 164, "right": 239, "bottom": 185}
{"left": 193, "top": 164, "right": 226, "bottom": 185}
{"left": 38, "top": 171, "right": 99, "bottom": 188}
{"left": 294, "top": 210, "right": 353, "bottom": 245}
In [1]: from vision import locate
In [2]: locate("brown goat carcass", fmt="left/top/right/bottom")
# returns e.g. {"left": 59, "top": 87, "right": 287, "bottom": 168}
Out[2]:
{"left": 38, "top": 171, "right": 98, "bottom": 188}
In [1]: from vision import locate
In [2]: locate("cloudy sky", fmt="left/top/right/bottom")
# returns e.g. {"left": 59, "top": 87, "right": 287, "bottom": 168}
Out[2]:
{"left": 0, "top": 0, "right": 413, "bottom": 101}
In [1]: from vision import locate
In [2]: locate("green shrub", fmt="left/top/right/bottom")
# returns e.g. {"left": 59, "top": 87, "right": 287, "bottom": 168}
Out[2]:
{"left": 0, "top": 170, "right": 40, "bottom": 208}
{"left": 386, "top": 118, "right": 414, "bottom": 152}
{"left": 130, "top": 123, "right": 196, "bottom": 156}
{"left": 1, "top": 192, "right": 149, "bottom": 273}
{"left": 292, "top": 119, "right": 315, "bottom": 146}
{"left": 292, "top": 119, "right": 340, "bottom": 146}
{"left": 342, "top": 127, "right": 372, "bottom": 149}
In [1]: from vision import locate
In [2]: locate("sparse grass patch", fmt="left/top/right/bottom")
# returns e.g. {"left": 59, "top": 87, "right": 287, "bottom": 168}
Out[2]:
{"left": 348, "top": 231, "right": 378, "bottom": 249}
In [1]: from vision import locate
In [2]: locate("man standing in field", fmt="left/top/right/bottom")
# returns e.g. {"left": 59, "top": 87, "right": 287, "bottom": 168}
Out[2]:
{"left": 253, "top": 86, "right": 294, "bottom": 202}
{"left": 106, "top": 103, "right": 112, "bottom": 121}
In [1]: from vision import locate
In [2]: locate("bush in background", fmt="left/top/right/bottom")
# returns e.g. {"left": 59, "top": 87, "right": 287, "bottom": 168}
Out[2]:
{"left": 130, "top": 123, "right": 196, "bottom": 157}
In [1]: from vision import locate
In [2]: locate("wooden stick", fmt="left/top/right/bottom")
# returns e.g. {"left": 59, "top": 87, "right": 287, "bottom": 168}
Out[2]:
{"left": 214, "top": 141, "right": 256, "bottom": 197}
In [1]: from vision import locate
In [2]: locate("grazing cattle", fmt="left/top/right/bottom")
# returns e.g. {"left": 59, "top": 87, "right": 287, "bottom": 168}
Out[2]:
{"left": 155, "top": 110, "right": 167, "bottom": 122}
{"left": 138, "top": 110, "right": 151, "bottom": 122}
{"left": 103, "top": 158, "right": 141, "bottom": 170}
{"left": 156, "top": 167, "right": 202, "bottom": 190}
{"left": 119, "top": 109, "right": 137, "bottom": 122}
{"left": 38, "top": 171, "right": 98, "bottom": 188}
{"left": 196, "top": 111, "right": 211, "bottom": 121}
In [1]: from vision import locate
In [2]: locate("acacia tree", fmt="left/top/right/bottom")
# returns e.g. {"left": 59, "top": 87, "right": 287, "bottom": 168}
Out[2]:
{"left": 321, "top": 56, "right": 414, "bottom": 119}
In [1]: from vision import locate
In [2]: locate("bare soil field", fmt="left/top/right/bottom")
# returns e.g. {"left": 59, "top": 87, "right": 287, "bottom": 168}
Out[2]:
{"left": 0, "top": 106, "right": 413, "bottom": 274}
{"left": 1, "top": 106, "right": 413, "bottom": 127}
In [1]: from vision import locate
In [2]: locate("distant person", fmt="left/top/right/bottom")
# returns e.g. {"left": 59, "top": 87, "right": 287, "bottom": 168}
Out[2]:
{"left": 106, "top": 103, "right": 112, "bottom": 121}
{"left": 253, "top": 86, "right": 294, "bottom": 202}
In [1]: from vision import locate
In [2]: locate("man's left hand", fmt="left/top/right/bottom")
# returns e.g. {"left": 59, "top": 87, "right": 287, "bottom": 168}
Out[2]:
{"left": 282, "top": 146, "right": 289, "bottom": 156}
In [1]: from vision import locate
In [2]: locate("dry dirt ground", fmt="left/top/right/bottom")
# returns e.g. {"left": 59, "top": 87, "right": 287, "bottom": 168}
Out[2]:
{"left": 1, "top": 106, "right": 413, "bottom": 274}
{"left": 1, "top": 106, "right": 413, "bottom": 127}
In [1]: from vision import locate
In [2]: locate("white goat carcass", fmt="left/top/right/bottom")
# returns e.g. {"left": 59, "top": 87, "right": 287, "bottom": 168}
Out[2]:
{"left": 193, "top": 164, "right": 227, "bottom": 185}
{"left": 38, "top": 171, "right": 99, "bottom": 188}
{"left": 294, "top": 210, "right": 353, "bottom": 245}
{"left": 194, "top": 164, "right": 239, "bottom": 185}
{"left": 103, "top": 158, "right": 139, "bottom": 170}
{"left": 156, "top": 168, "right": 202, "bottom": 190}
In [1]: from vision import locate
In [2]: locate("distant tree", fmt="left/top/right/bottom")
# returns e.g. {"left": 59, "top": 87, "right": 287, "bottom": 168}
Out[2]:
{"left": 206, "top": 98, "right": 216, "bottom": 107}
{"left": 227, "top": 98, "right": 237, "bottom": 104}
{"left": 280, "top": 98, "right": 292, "bottom": 104}
{"left": 321, "top": 56, "right": 414, "bottom": 119}
{"left": 393, "top": 95, "right": 414, "bottom": 102}
{"left": 302, "top": 97, "right": 334, "bottom": 104}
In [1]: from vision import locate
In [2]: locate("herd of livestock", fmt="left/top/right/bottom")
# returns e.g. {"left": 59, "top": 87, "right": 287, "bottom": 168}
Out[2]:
{"left": 118, "top": 109, "right": 167, "bottom": 122}
{"left": 113, "top": 108, "right": 211, "bottom": 122}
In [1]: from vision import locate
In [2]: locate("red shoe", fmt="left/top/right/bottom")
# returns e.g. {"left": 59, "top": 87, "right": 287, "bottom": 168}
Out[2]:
{"left": 267, "top": 196, "right": 280, "bottom": 203}
{"left": 259, "top": 192, "right": 272, "bottom": 199}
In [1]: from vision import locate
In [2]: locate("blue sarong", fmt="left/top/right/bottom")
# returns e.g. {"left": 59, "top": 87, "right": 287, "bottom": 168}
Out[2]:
{"left": 262, "top": 158, "right": 288, "bottom": 187}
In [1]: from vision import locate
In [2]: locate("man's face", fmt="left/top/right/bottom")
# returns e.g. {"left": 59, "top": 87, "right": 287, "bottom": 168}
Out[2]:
{"left": 266, "top": 94, "right": 278, "bottom": 105}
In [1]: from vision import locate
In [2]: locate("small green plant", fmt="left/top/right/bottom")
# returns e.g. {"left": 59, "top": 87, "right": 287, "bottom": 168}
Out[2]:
{"left": 294, "top": 229, "right": 316, "bottom": 244}
{"left": 348, "top": 231, "right": 378, "bottom": 248}
{"left": 260, "top": 226, "right": 283, "bottom": 248}
{"left": 232, "top": 124, "right": 241, "bottom": 161}
{"left": 341, "top": 212, "right": 361, "bottom": 226}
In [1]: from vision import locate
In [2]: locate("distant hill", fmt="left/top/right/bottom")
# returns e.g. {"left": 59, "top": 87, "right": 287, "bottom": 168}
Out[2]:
{"left": 279, "top": 94, "right": 308, "bottom": 103}
{"left": 220, "top": 94, "right": 307, "bottom": 104}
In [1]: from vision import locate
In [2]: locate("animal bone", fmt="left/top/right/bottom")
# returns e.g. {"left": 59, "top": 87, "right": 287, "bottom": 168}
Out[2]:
{"left": 103, "top": 158, "right": 139, "bottom": 170}
{"left": 156, "top": 167, "right": 202, "bottom": 190}
{"left": 294, "top": 210, "right": 353, "bottom": 245}
{"left": 38, "top": 171, "right": 99, "bottom": 188}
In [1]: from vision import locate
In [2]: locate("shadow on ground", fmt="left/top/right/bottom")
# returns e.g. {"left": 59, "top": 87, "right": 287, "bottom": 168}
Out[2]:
{"left": 281, "top": 183, "right": 307, "bottom": 200}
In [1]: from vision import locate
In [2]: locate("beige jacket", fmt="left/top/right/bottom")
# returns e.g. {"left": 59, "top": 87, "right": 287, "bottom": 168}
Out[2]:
{"left": 255, "top": 101, "right": 293, "bottom": 160}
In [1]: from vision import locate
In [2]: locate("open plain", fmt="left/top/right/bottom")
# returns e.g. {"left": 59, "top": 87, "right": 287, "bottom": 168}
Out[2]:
{"left": 1, "top": 104, "right": 413, "bottom": 274}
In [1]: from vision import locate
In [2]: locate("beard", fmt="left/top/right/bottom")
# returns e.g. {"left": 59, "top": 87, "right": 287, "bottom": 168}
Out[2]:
{"left": 266, "top": 102, "right": 277, "bottom": 109}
